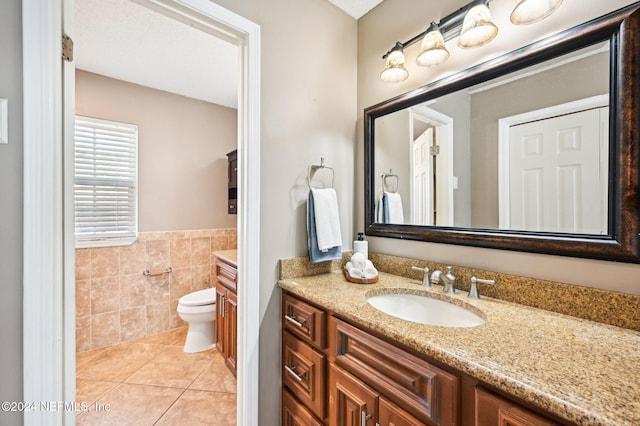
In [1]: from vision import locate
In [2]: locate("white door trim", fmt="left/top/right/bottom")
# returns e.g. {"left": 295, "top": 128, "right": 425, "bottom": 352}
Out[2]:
{"left": 22, "top": 1, "right": 261, "bottom": 425}
{"left": 497, "top": 94, "right": 608, "bottom": 228}
{"left": 22, "top": 1, "right": 65, "bottom": 424}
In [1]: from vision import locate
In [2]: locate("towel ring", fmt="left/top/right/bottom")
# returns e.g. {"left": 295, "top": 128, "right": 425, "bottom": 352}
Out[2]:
{"left": 307, "top": 157, "right": 335, "bottom": 189}
{"left": 382, "top": 169, "right": 399, "bottom": 193}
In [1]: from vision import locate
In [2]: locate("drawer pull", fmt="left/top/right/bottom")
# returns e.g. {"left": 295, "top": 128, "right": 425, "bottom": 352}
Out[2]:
{"left": 284, "top": 365, "right": 305, "bottom": 382}
{"left": 220, "top": 295, "right": 225, "bottom": 317}
{"left": 361, "top": 411, "right": 372, "bottom": 426}
{"left": 285, "top": 315, "right": 305, "bottom": 328}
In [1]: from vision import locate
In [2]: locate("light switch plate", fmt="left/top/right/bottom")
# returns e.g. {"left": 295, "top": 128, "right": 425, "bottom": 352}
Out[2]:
{"left": 0, "top": 98, "right": 7, "bottom": 144}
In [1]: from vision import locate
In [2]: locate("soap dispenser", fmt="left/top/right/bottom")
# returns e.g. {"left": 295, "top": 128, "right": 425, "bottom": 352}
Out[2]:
{"left": 354, "top": 232, "right": 368, "bottom": 260}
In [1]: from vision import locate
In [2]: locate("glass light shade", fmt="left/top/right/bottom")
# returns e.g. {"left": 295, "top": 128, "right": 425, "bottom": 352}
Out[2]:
{"left": 416, "top": 29, "right": 450, "bottom": 67}
{"left": 380, "top": 48, "right": 409, "bottom": 83}
{"left": 457, "top": 4, "right": 498, "bottom": 48}
{"left": 510, "top": 0, "right": 563, "bottom": 25}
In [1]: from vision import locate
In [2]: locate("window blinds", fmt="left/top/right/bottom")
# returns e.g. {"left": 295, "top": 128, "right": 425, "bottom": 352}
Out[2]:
{"left": 74, "top": 116, "right": 138, "bottom": 245}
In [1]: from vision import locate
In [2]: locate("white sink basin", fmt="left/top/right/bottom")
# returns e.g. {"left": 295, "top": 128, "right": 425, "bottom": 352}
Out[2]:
{"left": 367, "top": 293, "right": 485, "bottom": 327}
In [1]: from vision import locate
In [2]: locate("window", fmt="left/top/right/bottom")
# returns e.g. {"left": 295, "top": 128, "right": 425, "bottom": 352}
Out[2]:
{"left": 74, "top": 116, "right": 138, "bottom": 247}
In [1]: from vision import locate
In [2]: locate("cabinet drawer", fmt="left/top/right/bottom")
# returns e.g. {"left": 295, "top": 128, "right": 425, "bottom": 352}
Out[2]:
{"left": 216, "top": 260, "right": 237, "bottom": 293}
{"left": 283, "top": 332, "right": 326, "bottom": 420}
{"left": 475, "top": 387, "right": 559, "bottom": 426}
{"left": 282, "top": 389, "right": 324, "bottom": 426}
{"left": 283, "top": 293, "right": 327, "bottom": 350}
{"left": 330, "top": 316, "right": 459, "bottom": 426}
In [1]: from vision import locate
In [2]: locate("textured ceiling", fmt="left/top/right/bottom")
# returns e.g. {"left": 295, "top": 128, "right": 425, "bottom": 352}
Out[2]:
{"left": 75, "top": 0, "right": 238, "bottom": 108}
{"left": 74, "top": 0, "right": 381, "bottom": 109}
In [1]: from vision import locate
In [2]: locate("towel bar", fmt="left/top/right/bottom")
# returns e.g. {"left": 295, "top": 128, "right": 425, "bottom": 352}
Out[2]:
{"left": 143, "top": 267, "right": 173, "bottom": 277}
{"left": 382, "top": 169, "right": 399, "bottom": 193}
{"left": 307, "top": 157, "right": 335, "bottom": 189}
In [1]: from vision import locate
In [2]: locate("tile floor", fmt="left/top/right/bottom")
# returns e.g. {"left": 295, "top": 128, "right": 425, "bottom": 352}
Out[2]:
{"left": 76, "top": 327, "right": 236, "bottom": 425}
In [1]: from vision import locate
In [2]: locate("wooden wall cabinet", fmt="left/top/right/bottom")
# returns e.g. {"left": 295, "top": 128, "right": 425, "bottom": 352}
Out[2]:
{"left": 216, "top": 257, "right": 237, "bottom": 375}
{"left": 281, "top": 291, "right": 572, "bottom": 426}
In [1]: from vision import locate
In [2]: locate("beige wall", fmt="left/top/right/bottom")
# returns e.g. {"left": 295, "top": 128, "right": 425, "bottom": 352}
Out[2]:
{"left": 0, "top": 0, "right": 23, "bottom": 423}
{"left": 357, "top": 0, "right": 640, "bottom": 297}
{"left": 375, "top": 109, "right": 411, "bottom": 222}
{"left": 76, "top": 70, "right": 237, "bottom": 232}
{"left": 201, "top": 1, "right": 358, "bottom": 424}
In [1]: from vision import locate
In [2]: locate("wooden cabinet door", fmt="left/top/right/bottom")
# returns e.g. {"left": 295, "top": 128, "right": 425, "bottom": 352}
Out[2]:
{"left": 215, "top": 284, "right": 226, "bottom": 354}
{"left": 475, "top": 387, "right": 559, "bottom": 426}
{"left": 225, "top": 290, "right": 237, "bottom": 376}
{"left": 329, "top": 364, "right": 378, "bottom": 426}
{"left": 283, "top": 390, "right": 324, "bottom": 426}
{"left": 330, "top": 316, "right": 459, "bottom": 426}
{"left": 379, "top": 397, "right": 424, "bottom": 426}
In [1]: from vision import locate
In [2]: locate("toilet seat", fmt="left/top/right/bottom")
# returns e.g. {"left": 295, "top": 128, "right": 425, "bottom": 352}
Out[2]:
{"left": 179, "top": 288, "right": 216, "bottom": 307}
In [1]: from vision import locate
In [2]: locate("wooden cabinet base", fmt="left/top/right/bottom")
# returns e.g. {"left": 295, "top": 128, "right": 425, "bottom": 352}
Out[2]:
{"left": 281, "top": 291, "right": 573, "bottom": 426}
{"left": 216, "top": 258, "right": 237, "bottom": 376}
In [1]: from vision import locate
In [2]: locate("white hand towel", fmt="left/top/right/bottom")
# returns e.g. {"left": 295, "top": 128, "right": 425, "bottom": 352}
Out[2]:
{"left": 350, "top": 252, "right": 366, "bottom": 271}
{"left": 346, "top": 261, "right": 365, "bottom": 278}
{"left": 385, "top": 192, "right": 404, "bottom": 224}
{"left": 363, "top": 260, "right": 378, "bottom": 279}
{"left": 311, "top": 188, "right": 342, "bottom": 251}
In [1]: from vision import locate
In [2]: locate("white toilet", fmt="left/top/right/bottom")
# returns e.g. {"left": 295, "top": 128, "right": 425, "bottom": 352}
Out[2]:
{"left": 177, "top": 288, "right": 216, "bottom": 353}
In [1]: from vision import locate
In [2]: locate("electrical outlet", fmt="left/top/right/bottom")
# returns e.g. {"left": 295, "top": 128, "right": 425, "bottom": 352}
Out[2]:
{"left": 0, "top": 98, "right": 7, "bottom": 144}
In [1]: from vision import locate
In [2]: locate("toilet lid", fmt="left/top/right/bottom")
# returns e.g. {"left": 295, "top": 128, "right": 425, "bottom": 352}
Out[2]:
{"left": 179, "top": 288, "right": 216, "bottom": 307}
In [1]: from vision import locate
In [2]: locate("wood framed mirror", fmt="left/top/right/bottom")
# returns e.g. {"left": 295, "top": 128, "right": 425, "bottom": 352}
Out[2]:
{"left": 364, "top": 3, "right": 640, "bottom": 263}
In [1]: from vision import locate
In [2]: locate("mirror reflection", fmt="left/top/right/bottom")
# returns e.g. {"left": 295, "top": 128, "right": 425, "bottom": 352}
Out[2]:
{"left": 374, "top": 42, "right": 609, "bottom": 235}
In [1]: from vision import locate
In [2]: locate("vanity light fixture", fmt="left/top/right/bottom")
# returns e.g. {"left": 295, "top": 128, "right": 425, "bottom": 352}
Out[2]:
{"left": 457, "top": 1, "right": 499, "bottom": 48}
{"left": 416, "top": 23, "right": 450, "bottom": 67}
{"left": 380, "top": 42, "right": 410, "bottom": 83}
{"left": 380, "top": 0, "right": 561, "bottom": 82}
{"left": 510, "top": 0, "right": 563, "bottom": 25}
{"left": 380, "top": 0, "right": 497, "bottom": 82}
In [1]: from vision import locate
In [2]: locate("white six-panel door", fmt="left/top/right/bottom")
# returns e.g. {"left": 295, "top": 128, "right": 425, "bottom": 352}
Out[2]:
{"left": 508, "top": 107, "right": 608, "bottom": 234}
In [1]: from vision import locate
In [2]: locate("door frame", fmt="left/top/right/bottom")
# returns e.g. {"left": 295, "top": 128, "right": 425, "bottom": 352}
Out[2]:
{"left": 22, "top": 0, "right": 261, "bottom": 424}
{"left": 409, "top": 106, "right": 454, "bottom": 226}
{"left": 497, "top": 94, "right": 608, "bottom": 228}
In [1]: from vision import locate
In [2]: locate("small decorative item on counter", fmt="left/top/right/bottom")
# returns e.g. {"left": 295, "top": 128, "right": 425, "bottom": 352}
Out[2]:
{"left": 344, "top": 252, "right": 379, "bottom": 284}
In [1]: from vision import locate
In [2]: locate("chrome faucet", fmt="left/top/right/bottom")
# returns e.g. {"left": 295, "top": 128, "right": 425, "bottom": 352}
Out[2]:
{"left": 431, "top": 266, "right": 456, "bottom": 294}
{"left": 411, "top": 266, "right": 431, "bottom": 287}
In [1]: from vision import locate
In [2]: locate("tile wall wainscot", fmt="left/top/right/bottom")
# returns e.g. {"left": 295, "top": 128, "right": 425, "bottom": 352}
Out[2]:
{"left": 279, "top": 252, "right": 640, "bottom": 331}
{"left": 76, "top": 228, "right": 237, "bottom": 352}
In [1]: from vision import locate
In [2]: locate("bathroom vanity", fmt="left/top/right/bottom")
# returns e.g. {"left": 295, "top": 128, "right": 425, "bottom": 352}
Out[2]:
{"left": 279, "top": 268, "right": 640, "bottom": 426}
{"left": 214, "top": 250, "right": 238, "bottom": 376}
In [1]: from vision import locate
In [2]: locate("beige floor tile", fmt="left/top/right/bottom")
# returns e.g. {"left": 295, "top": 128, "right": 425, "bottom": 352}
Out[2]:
{"left": 76, "top": 383, "right": 183, "bottom": 426}
{"left": 190, "top": 352, "right": 237, "bottom": 394}
{"left": 156, "top": 390, "right": 236, "bottom": 425}
{"left": 76, "top": 379, "right": 118, "bottom": 406}
{"left": 76, "top": 343, "right": 166, "bottom": 382}
{"left": 76, "top": 328, "right": 235, "bottom": 424}
{"left": 124, "top": 346, "right": 213, "bottom": 388}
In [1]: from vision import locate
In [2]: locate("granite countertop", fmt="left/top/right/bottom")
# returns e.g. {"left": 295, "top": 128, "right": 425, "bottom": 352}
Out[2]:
{"left": 213, "top": 249, "right": 237, "bottom": 267}
{"left": 278, "top": 271, "right": 640, "bottom": 426}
